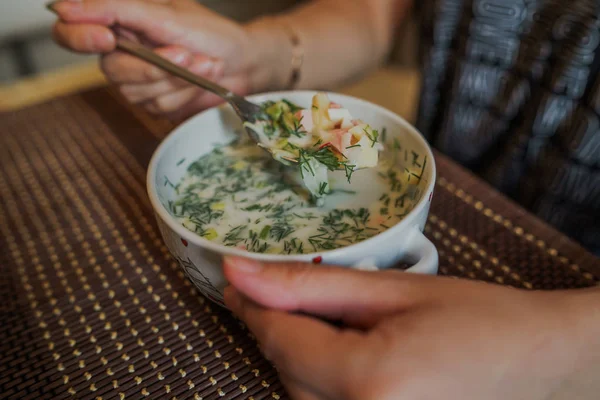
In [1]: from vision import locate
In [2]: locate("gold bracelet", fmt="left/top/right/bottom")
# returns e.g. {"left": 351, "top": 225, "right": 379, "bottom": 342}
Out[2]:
{"left": 283, "top": 23, "right": 303, "bottom": 90}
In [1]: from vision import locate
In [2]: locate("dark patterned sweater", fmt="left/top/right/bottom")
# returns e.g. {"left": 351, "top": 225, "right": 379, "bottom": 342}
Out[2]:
{"left": 416, "top": 0, "right": 600, "bottom": 253}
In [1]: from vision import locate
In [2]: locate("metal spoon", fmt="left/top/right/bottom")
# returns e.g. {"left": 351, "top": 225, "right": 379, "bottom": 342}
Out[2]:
{"left": 115, "top": 39, "right": 268, "bottom": 139}
{"left": 44, "top": 4, "right": 298, "bottom": 162}
{"left": 116, "top": 38, "right": 300, "bottom": 163}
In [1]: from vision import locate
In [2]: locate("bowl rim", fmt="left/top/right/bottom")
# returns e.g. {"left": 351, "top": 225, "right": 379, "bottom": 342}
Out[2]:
{"left": 146, "top": 90, "right": 437, "bottom": 261}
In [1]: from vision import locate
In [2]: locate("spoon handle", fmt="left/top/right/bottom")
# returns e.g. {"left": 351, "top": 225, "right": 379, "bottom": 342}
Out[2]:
{"left": 116, "top": 38, "right": 233, "bottom": 100}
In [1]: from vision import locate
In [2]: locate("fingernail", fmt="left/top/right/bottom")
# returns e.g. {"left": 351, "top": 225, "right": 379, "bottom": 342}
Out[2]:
{"left": 172, "top": 51, "right": 191, "bottom": 66}
{"left": 212, "top": 60, "right": 225, "bottom": 79}
{"left": 225, "top": 256, "right": 263, "bottom": 274}
{"left": 94, "top": 30, "right": 117, "bottom": 52}
{"left": 47, "top": 0, "right": 81, "bottom": 13}
{"left": 160, "top": 47, "right": 191, "bottom": 65}
{"left": 195, "top": 60, "right": 214, "bottom": 75}
{"left": 46, "top": 0, "right": 59, "bottom": 12}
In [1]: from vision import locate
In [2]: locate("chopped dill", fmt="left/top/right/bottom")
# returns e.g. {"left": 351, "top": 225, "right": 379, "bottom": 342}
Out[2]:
{"left": 344, "top": 164, "right": 356, "bottom": 183}
{"left": 330, "top": 189, "right": 356, "bottom": 195}
{"left": 164, "top": 176, "right": 176, "bottom": 189}
{"left": 363, "top": 127, "right": 379, "bottom": 147}
{"left": 411, "top": 151, "right": 421, "bottom": 167}
{"left": 318, "top": 182, "right": 328, "bottom": 196}
{"left": 170, "top": 104, "right": 419, "bottom": 255}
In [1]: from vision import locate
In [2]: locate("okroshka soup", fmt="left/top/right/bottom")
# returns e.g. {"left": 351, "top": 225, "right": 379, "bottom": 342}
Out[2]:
{"left": 147, "top": 91, "right": 438, "bottom": 306}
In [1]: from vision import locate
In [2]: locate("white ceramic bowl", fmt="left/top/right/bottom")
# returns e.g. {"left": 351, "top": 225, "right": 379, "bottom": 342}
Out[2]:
{"left": 147, "top": 91, "right": 438, "bottom": 306}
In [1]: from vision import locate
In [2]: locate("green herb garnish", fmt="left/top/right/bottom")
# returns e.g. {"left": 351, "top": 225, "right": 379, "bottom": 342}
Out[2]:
{"left": 363, "top": 127, "right": 379, "bottom": 147}
{"left": 318, "top": 182, "right": 328, "bottom": 196}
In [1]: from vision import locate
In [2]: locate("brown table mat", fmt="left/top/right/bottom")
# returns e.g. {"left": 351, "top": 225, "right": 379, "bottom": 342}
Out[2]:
{"left": 1, "top": 88, "right": 599, "bottom": 400}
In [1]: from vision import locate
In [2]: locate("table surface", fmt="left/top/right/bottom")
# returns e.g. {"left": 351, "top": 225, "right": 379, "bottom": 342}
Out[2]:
{"left": 1, "top": 83, "right": 599, "bottom": 400}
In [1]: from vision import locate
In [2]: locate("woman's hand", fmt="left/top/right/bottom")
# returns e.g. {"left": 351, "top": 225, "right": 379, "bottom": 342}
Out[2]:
{"left": 223, "top": 257, "right": 600, "bottom": 400}
{"left": 49, "top": 0, "right": 409, "bottom": 122}
{"left": 49, "top": 0, "right": 289, "bottom": 121}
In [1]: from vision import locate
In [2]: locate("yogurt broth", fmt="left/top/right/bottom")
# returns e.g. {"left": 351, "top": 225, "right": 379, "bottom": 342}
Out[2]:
{"left": 169, "top": 137, "right": 423, "bottom": 255}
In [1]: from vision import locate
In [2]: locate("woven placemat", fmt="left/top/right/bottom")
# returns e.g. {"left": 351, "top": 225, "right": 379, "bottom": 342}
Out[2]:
{"left": 1, "top": 88, "right": 598, "bottom": 400}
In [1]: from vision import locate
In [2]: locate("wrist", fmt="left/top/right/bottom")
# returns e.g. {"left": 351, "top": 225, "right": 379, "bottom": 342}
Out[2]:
{"left": 550, "top": 288, "right": 600, "bottom": 399}
{"left": 243, "top": 16, "right": 295, "bottom": 93}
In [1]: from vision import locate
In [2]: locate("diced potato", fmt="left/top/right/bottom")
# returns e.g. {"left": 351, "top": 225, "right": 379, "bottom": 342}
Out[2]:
{"left": 328, "top": 108, "right": 354, "bottom": 129}
{"left": 297, "top": 110, "right": 315, "bottom": 133}
{"left": 341, "top": 125, "right": 380, "bottom": 168}
{"left": 311, "top": 93, "right": 335, "bottom": 131}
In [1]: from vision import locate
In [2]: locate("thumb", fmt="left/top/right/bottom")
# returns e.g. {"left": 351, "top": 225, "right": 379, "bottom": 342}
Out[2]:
{"left": 50, "top": 0, "right": 181, "bottom": 46}
{"left": 223, "top": 257, "right": 425, "bottom": 328}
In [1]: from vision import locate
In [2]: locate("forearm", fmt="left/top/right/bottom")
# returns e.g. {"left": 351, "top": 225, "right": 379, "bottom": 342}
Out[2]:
{"left": 245, "top": 0, "right": 411, "bottom": 92}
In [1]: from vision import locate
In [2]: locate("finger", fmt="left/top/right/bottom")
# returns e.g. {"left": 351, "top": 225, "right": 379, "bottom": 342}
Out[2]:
{"left": 278, "top": 372, "right": 322, "bottom": 400}
{"left": 52, "top": 21, "right": 115, "bottom": 53}
{"left": 225, "top": 287, "right": 362, "bottom": 400}
{"left": 153, "top": 97, "right": 210, "bottom": 123}
{"left": 144, "top": 86, "right": 199, "bottom": 114}
{"left": 100, "top": 46, "right": 193, "bottom": 83}
{"left": 223, "top": 257, "right": 426, "bottom": 328}
{"left": 161, "top": 64, "right": 230, "bottom": 114}
{"left": 141, "top": 67, "right": 231, "bottom": 122}
{"left": 159, "top": 80, "right": 226, "bottom": 119}
{"left": 111, "top": 24, "right": 141, "bottom": 43}
{"left": 154, "top": 91, "right": 223, "bottom": 123}
{"left": 120, "top": 77, "right": 188, "bottom": 104}
{"left": 145, "top": 58, "right": 224, "bottom": 112}
{"left": 118, "top": 56, "right": 220, "bottom": 102}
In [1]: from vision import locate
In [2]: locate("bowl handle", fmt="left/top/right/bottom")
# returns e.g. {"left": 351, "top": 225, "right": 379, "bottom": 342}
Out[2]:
{"left": 352, "top": 227, "right": 438, "bottom": 274}
{"left": 402, "top": 227, "right": 439, "bottom": 274}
